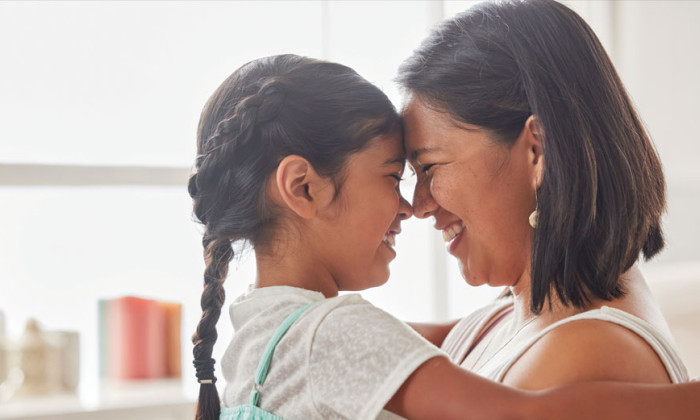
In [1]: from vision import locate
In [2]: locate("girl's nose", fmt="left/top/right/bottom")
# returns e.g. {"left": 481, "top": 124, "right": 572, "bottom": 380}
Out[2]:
{"left": 398, "top": 193, "right": 413, "bottom": 221}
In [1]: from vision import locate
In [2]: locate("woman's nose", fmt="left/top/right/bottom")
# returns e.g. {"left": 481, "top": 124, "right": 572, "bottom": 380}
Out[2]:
{"left": 412, "top": 178, "right": 438, "bottom": 219}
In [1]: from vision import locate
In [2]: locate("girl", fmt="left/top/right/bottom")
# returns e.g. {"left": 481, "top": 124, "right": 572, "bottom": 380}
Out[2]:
{"left": 188, "top": 54, "right": 700, "bottom": 420}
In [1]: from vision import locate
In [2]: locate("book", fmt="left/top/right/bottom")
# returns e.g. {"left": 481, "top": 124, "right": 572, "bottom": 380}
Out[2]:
{"left": 159, "top": 301, "right": 182, "bottom": 378}
{"left": 99, "top": 296, "right": 181, "bottom": 380}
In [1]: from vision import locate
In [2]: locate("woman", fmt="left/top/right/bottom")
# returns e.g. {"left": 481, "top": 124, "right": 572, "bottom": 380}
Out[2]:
{"left": 398, "top": 0, "right": 688, "bottom": 389}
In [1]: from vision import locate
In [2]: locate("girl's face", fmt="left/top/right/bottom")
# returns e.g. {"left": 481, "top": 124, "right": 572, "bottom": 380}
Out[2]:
{"left": 320, "top": 133, "right": 412, "bottom": 291}
{"left": 403, "top": 98, "right": 536, "bottom": 288}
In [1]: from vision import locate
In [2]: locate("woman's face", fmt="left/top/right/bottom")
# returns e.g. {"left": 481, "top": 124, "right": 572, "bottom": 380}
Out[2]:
{"left": 320, "top": 133, "right": 413, "bottom": 291}
{"left": 403, "top": 98, "right": 537, "bottom": 288}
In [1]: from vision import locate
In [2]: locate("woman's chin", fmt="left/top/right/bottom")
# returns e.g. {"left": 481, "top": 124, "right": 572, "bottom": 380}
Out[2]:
{"left": 458, "top": 262, "right": 485, "bottom": 287}
{"left": 463, "top": 276, "right": 485, "bottom": 287}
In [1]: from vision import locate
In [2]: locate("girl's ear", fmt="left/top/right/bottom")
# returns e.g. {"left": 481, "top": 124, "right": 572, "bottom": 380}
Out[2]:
{"left": 270, "top": 155, "right": 332, "bottom": 219}
{"left": 524, "top": 115, "right": 545, "bottom": 189}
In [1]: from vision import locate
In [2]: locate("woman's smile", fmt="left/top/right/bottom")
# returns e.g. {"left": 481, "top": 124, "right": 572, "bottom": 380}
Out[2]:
{"left": 441, "top": 221, "right": 465, "bottom": 252}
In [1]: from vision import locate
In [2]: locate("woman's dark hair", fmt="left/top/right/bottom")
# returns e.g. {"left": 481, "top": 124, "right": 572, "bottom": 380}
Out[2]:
{"left": 397, "top": 0, "right": 665, "bottom": 314}
{"left": 187, "top": 54, "right": 399, "bottom": 420}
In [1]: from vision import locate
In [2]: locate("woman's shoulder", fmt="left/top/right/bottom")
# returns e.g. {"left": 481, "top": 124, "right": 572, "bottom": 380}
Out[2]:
{"left": 441, "top": 296, "right": 514, "bottom": 362}
{"left": 445, "top": 296, "right": 513, "bottom": 341}
{"left": 502, "top": 308, "right": 679, "bottom": 389}
{"left": 450, "top": 295, "right": 515, "bottom": 335}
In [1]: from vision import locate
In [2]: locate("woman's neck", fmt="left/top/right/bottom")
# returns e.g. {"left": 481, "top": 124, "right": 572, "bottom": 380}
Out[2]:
{"left": 508, "top": 268, "right": 588, "bottom": 329}
{"left": 508, "top": 273, "right": 538, "bottom": 328}
{"left": 509, "top": 264, "right": 650, "bottom": 329}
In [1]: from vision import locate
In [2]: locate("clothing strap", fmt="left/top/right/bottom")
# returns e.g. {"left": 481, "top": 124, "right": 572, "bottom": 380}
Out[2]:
{"left": 249, "top": 302, "right": 316, "bottom": 407}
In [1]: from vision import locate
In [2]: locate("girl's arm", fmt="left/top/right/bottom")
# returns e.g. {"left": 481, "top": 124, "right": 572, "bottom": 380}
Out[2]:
{"left": 385, "top": 356, "right": 700, "bottom": 420}
{"left": 386, "top": 356, "right": 528, "bottom": 420}
{"left": 407, "top": 320, "right": 459, "bottom": 347}
{"left": 409, "top": 289, "right": 510, "bottom": 347}
{"left": 536, "top": 380, "right": 700, "bottom": 420}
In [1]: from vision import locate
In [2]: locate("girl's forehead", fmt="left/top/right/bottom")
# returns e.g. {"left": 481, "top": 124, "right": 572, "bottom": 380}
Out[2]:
{"left": 349, "top": 133, "right": 405, "bottom": 167}
{"left": 371, "top": 131, "right": 405, "bottom": 154}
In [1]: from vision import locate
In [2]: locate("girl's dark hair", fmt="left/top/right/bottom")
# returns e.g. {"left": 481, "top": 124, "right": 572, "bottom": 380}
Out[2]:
{"left": 397, "top": 0, "right": 665, "bottom": 314}
{"left": 187, "top": 54, "right": 398, "bottom": 420}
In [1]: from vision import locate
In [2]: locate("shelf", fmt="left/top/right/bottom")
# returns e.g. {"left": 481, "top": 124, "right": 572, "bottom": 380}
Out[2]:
{"left": 0, "top": 163, "right": 189, "bottom": 186}
{"left": 0, "top": 379, "right": 195, "bottom": 420}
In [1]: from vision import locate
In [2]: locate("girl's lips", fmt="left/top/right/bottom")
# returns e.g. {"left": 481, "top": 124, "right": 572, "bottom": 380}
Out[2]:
{"left": 382, "top": 233, "right": 396, "bottom": 248}
{"left": 383, "top": 224, "right": 401, "bottom": 249}
{"left": 381, "top": 227, "right": 400, "bottom": 257}
{"left": 381, "top": 236, "right": 397, "bottom": 260}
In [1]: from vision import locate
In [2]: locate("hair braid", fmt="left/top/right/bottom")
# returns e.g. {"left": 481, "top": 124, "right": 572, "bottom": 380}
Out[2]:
{"left": 188, "top": 82, "right": 277, "bottom": 420}
{"left": 191, "top": 234, "right": 233, "bottom": 420}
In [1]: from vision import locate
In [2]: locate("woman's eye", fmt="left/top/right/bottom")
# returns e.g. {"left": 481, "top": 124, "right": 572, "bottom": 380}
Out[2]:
{"left": 390, "top": 174, "right": 404, "bottom": 182}
{"left": 421, "top": 164, "right": 435, "bottom": 174}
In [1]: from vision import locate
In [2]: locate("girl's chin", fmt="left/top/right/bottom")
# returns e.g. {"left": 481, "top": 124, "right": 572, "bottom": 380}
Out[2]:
{"left": 362, "top": 265, "right": 391, "bottom": 290}
{"left": 380, "top": 239, "right": 397, "bottom": 258}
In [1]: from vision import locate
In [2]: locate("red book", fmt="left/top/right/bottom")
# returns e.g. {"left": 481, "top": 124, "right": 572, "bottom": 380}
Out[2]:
{"left": 158, "top": 301, "right": 182, "bottom": 378}
{"left": 107, "top": 296, "right": 167, "bottom": 379}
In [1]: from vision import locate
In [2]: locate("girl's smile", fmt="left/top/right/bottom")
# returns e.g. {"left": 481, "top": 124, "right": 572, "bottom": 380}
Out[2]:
{"left": 314, "top": 133, "right": 412, "bottom": 292}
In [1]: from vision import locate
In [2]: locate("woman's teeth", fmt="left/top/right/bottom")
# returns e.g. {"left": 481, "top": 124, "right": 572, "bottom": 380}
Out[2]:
{"left": 442, "top": 223, "right": 465, "bottom": 242}
{"left": 383, "top": 234, "right": 396, "bottom": 247}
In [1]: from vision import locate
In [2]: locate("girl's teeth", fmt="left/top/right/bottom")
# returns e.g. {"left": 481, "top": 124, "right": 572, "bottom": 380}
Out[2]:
{"left": 383, "top": 235, "right": 395, "bottom": 247}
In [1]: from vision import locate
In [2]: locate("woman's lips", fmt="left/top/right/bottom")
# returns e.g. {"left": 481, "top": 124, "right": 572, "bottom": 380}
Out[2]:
{"left": 442, "top": 222, "right": 465, "bottom": 253}
{"left": 441, "top": 222, "right": 465, "bottom": 242}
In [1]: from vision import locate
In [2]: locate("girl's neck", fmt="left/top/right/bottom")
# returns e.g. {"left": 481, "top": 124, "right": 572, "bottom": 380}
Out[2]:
{"left": 254, "top": 247, "right": 340, "bottom": 298}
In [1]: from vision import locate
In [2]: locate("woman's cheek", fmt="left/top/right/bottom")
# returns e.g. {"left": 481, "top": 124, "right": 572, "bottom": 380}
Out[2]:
{"left": 430, "top": 173, "right": 450, "bottom": 209}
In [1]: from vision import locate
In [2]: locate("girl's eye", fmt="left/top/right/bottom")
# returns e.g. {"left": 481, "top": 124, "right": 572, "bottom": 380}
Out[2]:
{"left": 390, "top": 174, "right": 404, "bottom": 182}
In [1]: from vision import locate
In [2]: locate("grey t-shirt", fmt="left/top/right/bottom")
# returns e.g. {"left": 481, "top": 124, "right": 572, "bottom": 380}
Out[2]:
{"left": 221, "top": 286, "right": 444, "bottom": 420}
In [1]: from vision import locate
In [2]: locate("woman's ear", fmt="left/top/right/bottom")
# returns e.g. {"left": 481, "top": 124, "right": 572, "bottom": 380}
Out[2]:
{"left": 524, "top": 115, "right": 545, "bottom": 189}
{"left": 270, "top": 155, "right": 331, "bottom": 219}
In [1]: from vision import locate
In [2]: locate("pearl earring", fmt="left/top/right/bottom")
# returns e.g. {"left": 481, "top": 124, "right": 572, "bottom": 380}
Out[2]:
{"left": 529, "top": 191, "right": 538, "bottom": 229}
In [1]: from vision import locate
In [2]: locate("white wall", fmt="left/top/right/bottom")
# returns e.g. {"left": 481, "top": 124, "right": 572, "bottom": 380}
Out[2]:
{"left": 613, "top": 1, "right": 700, "bottom": 266}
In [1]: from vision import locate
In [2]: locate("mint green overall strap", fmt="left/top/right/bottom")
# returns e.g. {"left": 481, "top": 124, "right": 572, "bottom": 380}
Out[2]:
{"left": 249, "top": 302, "right": 316, "bottom": 407}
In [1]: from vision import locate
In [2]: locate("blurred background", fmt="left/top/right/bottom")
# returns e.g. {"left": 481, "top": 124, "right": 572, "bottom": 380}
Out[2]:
{"left": 1, "top": 1, "right": 699, "bottom": 419}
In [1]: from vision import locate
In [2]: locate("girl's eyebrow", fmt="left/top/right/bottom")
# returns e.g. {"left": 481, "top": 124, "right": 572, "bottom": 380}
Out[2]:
{"left": 383, "top": 155, "right": 406, "bottom": 166}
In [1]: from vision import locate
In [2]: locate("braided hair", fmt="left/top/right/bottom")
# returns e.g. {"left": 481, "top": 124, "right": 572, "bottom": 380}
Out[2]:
{"left": 188, "top": 54, "right": 399, "bottom": 420}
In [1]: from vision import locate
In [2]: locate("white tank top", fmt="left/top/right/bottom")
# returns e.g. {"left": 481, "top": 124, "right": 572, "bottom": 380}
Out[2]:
{"left": 442, "top": 299, "right": 689, "bottom": 383}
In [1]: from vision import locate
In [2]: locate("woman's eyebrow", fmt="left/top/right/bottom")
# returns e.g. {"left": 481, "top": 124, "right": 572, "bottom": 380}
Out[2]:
{"left": 409, "top": 147, "right": 440, "bottom": 162}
